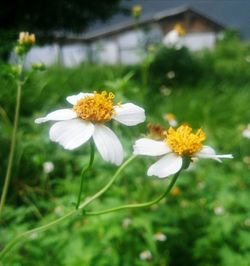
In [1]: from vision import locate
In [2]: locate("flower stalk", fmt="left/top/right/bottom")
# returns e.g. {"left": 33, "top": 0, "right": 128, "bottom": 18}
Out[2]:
{"left": 75, "top": 140, "right": 95, "bottom": 209}
{"left": 84, "top": 159, "right": 190, "bottom": 216}
{"left": 0, "top": 58, "right": 24, "bottom": 220}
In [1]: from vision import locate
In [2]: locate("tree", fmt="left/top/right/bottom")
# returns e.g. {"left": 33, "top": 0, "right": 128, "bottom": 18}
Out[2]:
{"left": 0, "top": 0, "right": 123, "bottom": 60}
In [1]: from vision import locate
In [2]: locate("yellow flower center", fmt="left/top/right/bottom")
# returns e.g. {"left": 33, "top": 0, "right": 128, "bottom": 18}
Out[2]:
{"left": 73, "top": 91, "right": 115, "bottom": 123}
{"left": 174, "top": 24, "right": 186, "bottom": 36}
{"left": 132, "top": 5, "right": 142, "bottom": 17}
{"left": 165, "top": 124, "right": 206, "bottom": 156}
{"left": 165, "top": 113, "right": 176, "bottom": 121}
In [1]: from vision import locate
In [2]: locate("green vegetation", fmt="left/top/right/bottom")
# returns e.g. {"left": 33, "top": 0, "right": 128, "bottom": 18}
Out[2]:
{"left": 0, "top": 35, "right": 250, "bottom": 266}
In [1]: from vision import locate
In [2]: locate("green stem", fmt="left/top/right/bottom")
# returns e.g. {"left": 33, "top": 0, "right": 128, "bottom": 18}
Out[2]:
{"left": 79, "top": 155, "right": 137, "bottom": 209}
{"left": 0, "top": 68, "right": 23, "bottom": 220}
{"left": 75, "top": 141, "right": 95, "bottom": 209}
{"left": 0, "top": 155, "right": 136, "bottom": 260}
{"left": 85, "top": 169, "right": 181, "bottom": 216}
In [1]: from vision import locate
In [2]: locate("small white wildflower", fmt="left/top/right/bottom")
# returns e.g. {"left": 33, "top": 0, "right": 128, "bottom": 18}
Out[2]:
{"left": 139, "top": 250, "right": 152, "bottom": 261}
{"left": 164, "top": 113, "right": 178, "bottom": 127}
{"left": 166, "top": 71, "right": 175, "bottom": 79}
{"left": 214, "top": 206, "right": 225, "bottom": 216}
{"left": 54, "top": 205, "right": 64, "bottom": 216}
{"left": 244, "top": 218, "right": 250, "bottom": 227}
{"left": 43, "top": 161, "right": 54, "bottom": 174}
{"left": 160, "top": 86, "right": 172, "bottom": 96}
{"left": 242, "top": 124, "right": 250, "bottom": 139}
{"left": 154, "top": 232, "right": 167, "bottom": 242}
{"left": 163, "top": 24, "right": 185, "bottom": 47}
{"left": 122, "top": 218, "right": 132, "bottom": 229}
{"left": 243, "top": 156, "right": 250, "bottom": 165}
{"left": 29, "top": 232, "right": 39, "bottom": 240}
{"left": 197, "top": 181, "right": 205, "bottom": 189}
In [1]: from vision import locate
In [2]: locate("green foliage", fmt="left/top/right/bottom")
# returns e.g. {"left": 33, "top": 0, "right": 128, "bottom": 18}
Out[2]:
{"left": 1, "top": 38, "right": 250, "bottom": 265}
{"left": 149, "top": 46, "right": 204, "bottom": 88}
{"left": 0, "top": 30, "right": 16, "bottom": 62}
{"left": 147, "top": 34, "right": 250, "bottom": 91}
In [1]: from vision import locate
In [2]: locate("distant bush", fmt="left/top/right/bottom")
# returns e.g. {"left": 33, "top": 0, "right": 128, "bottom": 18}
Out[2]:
{"left": 146, "top": 32, "right": 250, "bottom": 92}
{"left": 149, "top": 46, "right": 204, "bottom": 88}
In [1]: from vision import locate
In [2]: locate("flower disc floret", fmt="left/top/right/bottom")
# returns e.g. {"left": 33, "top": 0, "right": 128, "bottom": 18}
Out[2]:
{"left": 73, "top": 91, "right": 115, "bottom": 123}
{"left": 147, "top": 123, "right": 165, "bottom": 140}
{"left": 165, "top": 125, "right": 206, "bottom": 156}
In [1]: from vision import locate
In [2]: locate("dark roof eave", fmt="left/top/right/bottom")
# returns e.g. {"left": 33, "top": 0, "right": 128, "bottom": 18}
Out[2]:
{"left": 58, "top": 5, "right": 226, "bottom": 43}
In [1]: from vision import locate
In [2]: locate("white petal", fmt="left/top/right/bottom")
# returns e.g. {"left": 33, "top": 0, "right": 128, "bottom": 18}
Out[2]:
{"left": 196, "top": 145, "right": 233, "bottom": 162}
{"left": 93, "top": 124, "right": 123, "bottom": 166}
{"left": 49, "top": 119, "right": 94, "bottom": 150}
{"left": 133, "top": 138, "right": 170, "bottom": 156}
{"left": 35, "top": 109, "right": 77, "bottom": 124}
{"left": 66, "top": 93, "right": 93, "bottom": 105}
{"left": 147, "top": 153, "right": 182, "bottom": 178}
{"left": 113, "top": 103, "right": 145, "bottom": 126}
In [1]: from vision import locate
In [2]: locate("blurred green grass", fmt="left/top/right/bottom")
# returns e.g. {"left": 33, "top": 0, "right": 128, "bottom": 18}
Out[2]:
{"left": 0, "top": 35, "right": 250, "bottom": 266}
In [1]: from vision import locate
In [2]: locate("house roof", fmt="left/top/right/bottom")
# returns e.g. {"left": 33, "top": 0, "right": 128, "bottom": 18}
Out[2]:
{"left": 61, "top": 0, "right": 250, "bottom": 42}
{"left": 64, "top": 5, "right": 225, "bottom": 42}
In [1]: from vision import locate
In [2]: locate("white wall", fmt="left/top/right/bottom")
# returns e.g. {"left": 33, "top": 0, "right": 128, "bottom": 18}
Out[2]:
{"left": 23, "top": 43, "right": 87, "bottom": 68}
{"left": 22, "top": 28, "right": 217, "bottom": 67}
{"left": 62, "top": 44, "right": 88, "bottom": 67}
{"left": 181, "top": 32, "right": 217, "bottom": 51}
{"left": 91, "top": 23, "right": 163, "bottom": 64}
{"left": 24, "top": 44, "right": 60, "bottom": 68}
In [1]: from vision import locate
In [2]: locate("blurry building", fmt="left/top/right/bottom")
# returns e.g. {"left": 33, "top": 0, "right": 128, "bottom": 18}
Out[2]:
{"left": 24, "top": 6, "right": 225, "bottom": 67}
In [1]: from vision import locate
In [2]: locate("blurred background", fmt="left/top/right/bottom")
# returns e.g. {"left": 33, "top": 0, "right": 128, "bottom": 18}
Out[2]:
{"left": 0, "top": 0, "right": 250, "bottom": 265}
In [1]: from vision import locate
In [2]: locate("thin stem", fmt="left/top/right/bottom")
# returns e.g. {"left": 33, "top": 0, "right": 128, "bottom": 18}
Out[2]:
{"left": 79, "top": 155, "right": 137, "bottom": 209}
{"left": 0, "top": 155, "right": 136, "bottom": 260}
{"left": 75, "top": 141, "right": 95, "bottom": 209}
{"left": 85, "top": 169, "right": 181, "bottom": 216}
{"left": 0, "top": 74, "right": 23, "bottom": 220}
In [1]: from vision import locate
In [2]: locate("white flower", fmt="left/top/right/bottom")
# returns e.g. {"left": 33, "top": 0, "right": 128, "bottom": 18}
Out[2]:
{"left": 122, "top": 217, "right": 132, "bottom": 229}
{"left": 244, "top": 218, "right": 250, "bottom": 227}
{"left": 162, "top": 24, "right": 185, "bottom": 47}
{"left": 35, "top": 91, "right": 145, "bottom": 166}
{"left": 160, "top": 86, "right": 172, "bottom": 96}
{"left": 54, "top": 205, "right": 64, "bottom": 216}
{"left": 214, "top": 206, "right": 225, "bottom": 216}
{"left": 133, "top": 124, "right": 233, "bottom": 178}
{"left": 164, "top": 113, "right": 178, "bottom": 127}
{"left": 43, "top": 161, "right": 54, "bottom": 174}
{"left": 154, "top": 232, "right": 167, "bottom": 242}
{"left": 139, "top": 250, "right": 152, "bottom": 261}
{"left": 166, "top": 71, "right": 175, "bottom": 79}
{"left": 242, "top": 124, "right": 250, "bottom": 139}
